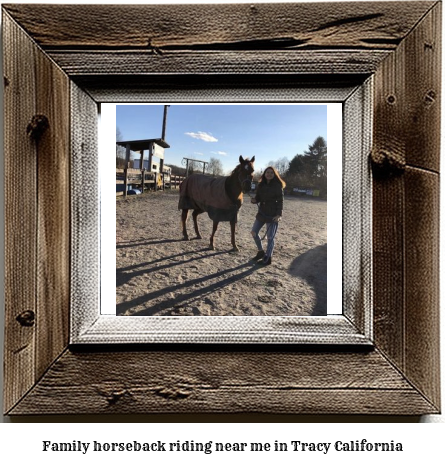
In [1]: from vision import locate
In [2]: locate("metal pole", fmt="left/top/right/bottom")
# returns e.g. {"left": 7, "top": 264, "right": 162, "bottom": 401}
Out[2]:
{"left": 161, "top": 105, "right": 170, "bottom": 140}
{"left": 123, "top": 143, "right": 131, "bottom": 198}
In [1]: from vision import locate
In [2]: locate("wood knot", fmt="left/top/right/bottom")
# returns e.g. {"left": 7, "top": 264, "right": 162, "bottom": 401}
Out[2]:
{"left": 386, "top": 94, "right": 396, "bottom": 105}
{"left": 16, "top": 310, "right": 35, "bottom": 327}
{"left": 105, "top": 390, "right": 128, "bottom": 405}
{"left": 154, "top": 386, "right": 192, "bottom": 400}
{"left": 27, "top": 115, "right": 49, "bottom": 141}
{"left": 4, "top": 76, "right": 10, "bottom": 87}
{"left": 370, "top": 148, "right": 405, "bottom": 178}
{"left": 96, "top": 386, "right": 130, "bottom": 406}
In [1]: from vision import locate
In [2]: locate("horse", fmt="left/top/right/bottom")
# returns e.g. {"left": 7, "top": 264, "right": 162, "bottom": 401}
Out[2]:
{"left": 179, "top": 155, "right": 255, "bottom": 251}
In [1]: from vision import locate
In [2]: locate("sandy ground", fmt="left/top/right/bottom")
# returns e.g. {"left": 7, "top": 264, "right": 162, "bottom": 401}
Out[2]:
{"left": 116, "top": 190, "right": 327, "bottom": 317}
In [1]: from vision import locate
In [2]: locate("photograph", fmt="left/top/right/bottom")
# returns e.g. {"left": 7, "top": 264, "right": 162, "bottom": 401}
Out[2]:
{"left": 115, "top": 104, "right": 330, "bottom": 317}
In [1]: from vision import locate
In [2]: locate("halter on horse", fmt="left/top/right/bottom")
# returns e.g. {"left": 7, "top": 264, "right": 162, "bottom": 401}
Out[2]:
{"left": 179, "top": 155, "right": 255, "bottom": 251}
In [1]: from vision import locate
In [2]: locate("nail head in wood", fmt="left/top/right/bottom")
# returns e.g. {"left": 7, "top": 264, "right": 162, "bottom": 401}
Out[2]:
{"left": 425, "top": 90, "right": 436, "bottom": 105}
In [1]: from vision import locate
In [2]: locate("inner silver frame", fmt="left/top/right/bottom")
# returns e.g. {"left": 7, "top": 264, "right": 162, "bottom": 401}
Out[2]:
{"left": 70, "top": 80, "right": 373, "bottom": 345}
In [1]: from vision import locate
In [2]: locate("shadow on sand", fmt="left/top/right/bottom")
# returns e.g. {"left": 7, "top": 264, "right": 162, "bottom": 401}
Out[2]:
{"left": 117, "top": 260, "right": 259, "bottom": 316}
{"left": 288, "top": 244, "right": 327, "bottom": 316}
{"left": 116, "top": 238, "right": 184, "bottom": 250}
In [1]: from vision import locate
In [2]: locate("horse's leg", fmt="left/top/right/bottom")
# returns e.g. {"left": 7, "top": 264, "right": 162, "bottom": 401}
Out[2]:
{"left": 210, "top": 221, "right": 219, "bottom": 250}
{"left": 181, "top": 209, "right": 190, "bottom": 240}
{"left": 192, "top": 209, "right": 203, "bottom": 239}
{"left": 230, "top": 220, "right": 239, "bottom": 252}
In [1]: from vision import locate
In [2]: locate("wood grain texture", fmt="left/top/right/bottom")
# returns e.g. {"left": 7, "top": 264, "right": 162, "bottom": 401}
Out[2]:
{"left": 2, "top": 2, "right": 436, "bottom": 49}
{"left": 3, "top": 13, "right": 38, "bottom": 414}
{"left": 3, "top": 11, "right": 71, "bottom": 412}
{"left": 46, "top": 50, "right": 391, "bottom": 76}
{"left": 404, "top": 168, "right": 440, "bottom": 407}
{"left": 342, "top": 80, "right": 373, "bottom": 336}
{"left": 70, "top": 83, "right": 100, "bottom": 336}
{"left": 75, "top": 75, "right": 365, "bottom": 104}
{"left": 3, "top": 1, "right": 434, "bottom": 90}
{"left": 35, "top": 37, "right": 71, "bottom": 381}
{"left": 371, "top": 2, "right": 441, "bottom": 411}
{"left": 372, "top": 176, "right": 405, "bottom": 367}
{"left": 372, "top": 1, "right": 441, "bottom": 173}
{"left": 372, "top": 33, "right": 406, "bottom": 366}
{"left": 9, "top": 349, "right": 437, "bottom": 415}
{"left": 404, "top": 2, "right": 441, "bottom": 172}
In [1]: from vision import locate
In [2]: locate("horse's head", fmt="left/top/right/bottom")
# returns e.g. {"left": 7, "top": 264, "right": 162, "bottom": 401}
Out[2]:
{"left": 237, "top": 155, "right": 255, "bottom": 193}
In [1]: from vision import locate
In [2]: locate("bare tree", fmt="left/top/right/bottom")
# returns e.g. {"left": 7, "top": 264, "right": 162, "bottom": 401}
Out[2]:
{"left": 265, "top": 157, "right": 290, "bottom": 176}
{"left": 207, "top": 157, "right": 224, "bottom": 176}
{"left": 275, "top": 157, "right": 290, "bottom": 176}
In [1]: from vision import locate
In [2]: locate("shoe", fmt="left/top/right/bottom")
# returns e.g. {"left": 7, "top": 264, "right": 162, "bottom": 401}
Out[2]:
{"left": 253, "top": 250, "right": 265, "bottom": 261}
{"left": 262, "top": 256, "right": 272, "bottom": 266}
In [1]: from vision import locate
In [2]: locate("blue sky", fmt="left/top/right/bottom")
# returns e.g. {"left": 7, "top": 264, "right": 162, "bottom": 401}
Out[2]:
{"left": 116, "top": 104, "right": 327, "bottom": 174}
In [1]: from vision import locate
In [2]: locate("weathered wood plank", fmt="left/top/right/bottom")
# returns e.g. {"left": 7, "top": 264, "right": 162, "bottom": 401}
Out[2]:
{"left": 404, "top": 168, "right": 440, "bottom": 409}
{"left": 47, "top": 50, "right": 391, "bottom": 76}
{"left": 8, "top": 349, "right": 438, "bottom": 415}
{"left": 402, "top": 3, "right": 441, "bottom": 411}
{"left": 372, "top": 45, "right": 406, "bottom": 370}
{"left": 12, "top": 387, "right": 437, "bottom": 416}
{"left": 2, "top": 2, "right": 436, "bottom": 50}
{"left": 371, "top": 3, "right": 441, "bottom": 411}
{"left": 342, "top": 80, "right": 372, "bottom": 335}
{"left": 35, "top": 43, "right": 71, "bottom": 379}
{"left": 404, "top": 1, "right": 441, "bottom": 172}
{"left": 70, "top": 82, "right": 100, "bottom": 337}
{"left": 372, "top": 175, "right": 405, "bottom": 367}
{"left": 3, "top": 13, "right": 38, "bottom": 414}
{"left": 78, "top": 75, "right": 363, "bottom": 104}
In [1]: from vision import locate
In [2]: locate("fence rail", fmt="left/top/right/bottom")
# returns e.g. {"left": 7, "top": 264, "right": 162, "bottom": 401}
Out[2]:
{"left": 116, "top": 168, "right": 185, "bottom": 197}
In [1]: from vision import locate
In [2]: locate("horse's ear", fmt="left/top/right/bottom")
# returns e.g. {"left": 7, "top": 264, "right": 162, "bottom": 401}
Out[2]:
{"left": 239, "top": 155, "right": 244, "bottom": 163}
{"left": 251, "top": 156, "right": 255, "bottom": 163}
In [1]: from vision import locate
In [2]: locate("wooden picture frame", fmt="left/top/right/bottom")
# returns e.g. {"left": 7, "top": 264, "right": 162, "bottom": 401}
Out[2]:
{"left": 2, "top": 2, "right": 441, "bottom": 415}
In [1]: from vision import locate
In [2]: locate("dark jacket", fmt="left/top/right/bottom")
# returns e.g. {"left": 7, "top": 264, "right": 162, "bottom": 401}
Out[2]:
{"left": 254, "top": 180, "right": 284, "bottom": 222}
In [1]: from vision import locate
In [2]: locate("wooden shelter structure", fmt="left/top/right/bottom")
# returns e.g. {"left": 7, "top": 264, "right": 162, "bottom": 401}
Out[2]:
{"left": 116, "top": 138, "right": 170, "bottom": 196}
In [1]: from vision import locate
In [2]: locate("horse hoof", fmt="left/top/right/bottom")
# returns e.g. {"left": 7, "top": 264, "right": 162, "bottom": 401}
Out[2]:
{"left": 209, "top": 244, "right": 215, "bottom": 250}
{"left": 196, "top": 234, "right": 202, "bottom": 240}
{"left": 231, "top": 247, "right": 240, "bottom": 253}
{"left": 182, "top": 236, "right": 190, "bottom": 241}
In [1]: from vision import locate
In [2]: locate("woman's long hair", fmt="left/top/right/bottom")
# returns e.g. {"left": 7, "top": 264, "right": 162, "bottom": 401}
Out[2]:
{"left": 259, "top": 166, "right": 286, "bottom": 188}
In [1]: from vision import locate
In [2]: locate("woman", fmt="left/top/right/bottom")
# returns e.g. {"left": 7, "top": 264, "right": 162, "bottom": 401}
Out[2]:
{"left": 250, "top": 166, "right": 286, "bottom": 265}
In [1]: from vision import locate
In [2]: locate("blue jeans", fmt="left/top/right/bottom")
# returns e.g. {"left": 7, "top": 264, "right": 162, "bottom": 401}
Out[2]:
{"left": 251, "top": 219, "right": 279, "bottom": 258}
